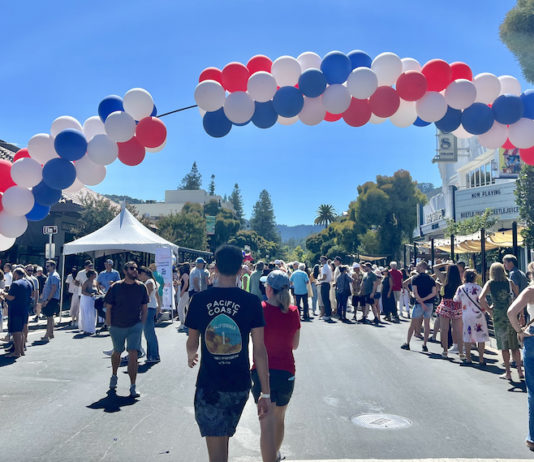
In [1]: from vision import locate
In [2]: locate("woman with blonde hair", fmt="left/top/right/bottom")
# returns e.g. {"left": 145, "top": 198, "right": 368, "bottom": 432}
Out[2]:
{"left": 479, "top": 262, "right": 523, "bottom": 380}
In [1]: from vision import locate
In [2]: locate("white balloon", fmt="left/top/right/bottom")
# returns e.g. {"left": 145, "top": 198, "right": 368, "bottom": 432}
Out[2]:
{"left": 27, "top": 133, "right": 57, "bottom": 164}
{"left": 83, "top": 116, "right": 106, "bottom": 141}
{"left": 123, "top": 88, "right": 154, "bottom": 120}
{"left": 194, "top": 80, "right": 226, "bottom": 112}
{"left": 509, "top": 118, "right": 534, "bottom": 148}
{"left": 271, "top": 56, "right": 301, "bottom": 87}
{"left": 416, "top": 91, "right": 447, "bottom": 122}
{"left": 10, "top": 157, "right": 42, "bottom": 188}
{"left": 347, "top": 68, "right": 378, "bottom": 99}
{"left": 321, "top": 84, "right": 351, "bottom": 114}
{"left": 299, "top": 97, "right": 326, "bottom": 126}
{"left": 452, "top": 125, "right": 475, "bottom": 139}
{"left": 390, "top": 100, "right": 417, "bottom": 127}
{"left": 297, "top": 52, "right": 322, "bottom": 71}
{"left": 0, "top": 234, "right": 15, "bottom": 251}
{"left": 401, "top": 57, "right": 422, "bottom": 72}
{"left": 2, "top": 186, "right": 34, "bottom": 216}
{"left": 477, "top": 122, "right": 508, "bottom": 149}
{"left": 198, "top": 108, "right": 206, "bottom": 117}
{"left": 369, "top": 113, "right": 387, "bottom": 124}
{"left": 247, "top": 72, "right": 277, "bottom": 102}
{"left": 498, "top": 75, "right": 522, "bottom": 96}
{"left": 474, "top": 73, "right": 501, "bottom": 104}
{"left": 50, "top": 116, "right": 83, "bottom": 138}
{"left": 104, "top": 111, "right": 136, "bottom": 142}
{"left": 75, "top": 155, "right": 107, "bottom": 186}
{"left": 63, "top": 178, "right": 84, "bottom": 193}
{"left": 146, "top": 139, "right": 166, "bottom": 153}
{"left": 277, "top": 115, "right": 299, "bottom": 125}
{"left": 371, "top": 52, "right": 403, "bottom": 86}
{"left": 223, "top": 92, "right": 254, "bottom": 124}
{"left": 444, "top": 79, "right": 477, "bottom": 110}
{"left": 0, "top": 212, "right": 27, "bottom": 238}
{"left": 87, "top": 134, "right": 118, "bottom": 165}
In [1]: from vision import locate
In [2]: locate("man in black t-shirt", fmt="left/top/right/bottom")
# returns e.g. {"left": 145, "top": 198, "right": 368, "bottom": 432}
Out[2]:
{"left": 185, "top": 245, "right": 274, "bottom": 462}
{"left": 401, "top": 261, "right": 437, "bottom": 352}
{"left": 104, "top": 261, "right": 148, "bottom": 398}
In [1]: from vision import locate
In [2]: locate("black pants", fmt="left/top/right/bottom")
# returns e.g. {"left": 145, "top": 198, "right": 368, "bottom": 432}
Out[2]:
{"left": 336, "top": 292, "right": 349, "bottom": 319}
{"left": 321, "top": 283, "right": 332, "bottom": 317}
{"left": 295, "top": 294, "right": 309, "bottom": 319}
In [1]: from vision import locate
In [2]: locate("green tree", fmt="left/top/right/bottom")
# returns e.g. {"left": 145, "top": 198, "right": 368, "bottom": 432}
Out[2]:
{"left": 228, "top": 230, "right": 278, "bottom": 259}
{"left": 314, "top": 204, "right": 336, "bottom": 228}
{"left": 250, "top": 189, "right": 279, "bottom": 243}
{"left": 157, "top": 210, "right": 207, "bottom": 250}
{"left": 500, "top": 0, "right": 534, "bottom": 83}
{"left": 358, "top": 229, "right": 382, "bottom": 256}
{"left": 516, "top": 164, "right": 534, "bottom": 247}
{"left": 75, "top": 196, "right": 120, "bottom": 237}
{"left": 179, "top": 162, "right": 202, "bottom": 190}
{"left": 208, "top": 174, "right": 216, "bottom": 195}
{"left": 211, "top": 208, "right": 241, "bottom": 250}
{"left": 229, "top": 183, "right": 245, "bottom": 224}
{"left": 445, "top": 208, "right": 498, "bottom": 236}
{"left": 204, "top": 199, "right": 221, "bottom": 217}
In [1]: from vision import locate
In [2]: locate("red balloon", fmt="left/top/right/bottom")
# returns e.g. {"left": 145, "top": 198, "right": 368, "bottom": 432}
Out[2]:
{"left": 0, "top": 192, "right": 3, "bottom": 213}
{"left": 247, "top": 55, "right": 272, "bottom": 74}
{"left": 136, "top": 117, "right": 167, "bottom": 148}
{"left": 520, "top": 146, "right": 534, "bottom": 165}
{"left": 502, "top": 138, "right": 515, "bottom": 149}
{"left": 118, "top": 137, "right": 145, "bottom": 166}
{"left": 13, "top": 148, "right": 30, "bottom": 162}
{"left": 396, "top": 71, "right": 428, "bottom": 101}
{"left": 450, "top": 62, "right": 473, "bottom": 81}
{"left": 324, "top": 112, "right": 343, "bottom": 122}
{"left": 222, "top": 62, "right": 250, "bottom": 92}
{"left": 343, "top": 98, "right": 371, "bottom": 127}
{"left": 421, "top": 59, "right": 452, "bottom": 92}
{"left": 0, "top": 159, "right": 15, "bottom": 193}
{"left": 199, "top": 67, "right": 223, "bottom": 85}
{"left": 369, "top": 86, "right": 400, "bottom": 118}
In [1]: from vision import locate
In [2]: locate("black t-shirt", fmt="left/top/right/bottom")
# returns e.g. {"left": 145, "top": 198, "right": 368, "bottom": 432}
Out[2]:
{"left": 412, "top": 273, "right": 436, "bottom": 300}
{"left": 185, "top": 287, "right": 265, "bottom": 392}
{"left": 104, "top": 280, "right": 149, "bottom": 328}
{"left": 8, "top": 279, "right": 32, "bottom": 316}
{"left": 37, "top": 275, "right": 47, "bottom": 295}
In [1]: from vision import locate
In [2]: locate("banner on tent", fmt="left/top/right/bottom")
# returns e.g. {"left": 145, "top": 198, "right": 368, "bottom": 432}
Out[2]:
{"left": 155, "top": 247, "right": 174, "bottom": 311}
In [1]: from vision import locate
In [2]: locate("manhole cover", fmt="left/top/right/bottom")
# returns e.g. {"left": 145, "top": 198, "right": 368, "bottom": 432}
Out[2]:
{"left": 351, "top": 413, "right": 412, "bottom": 429}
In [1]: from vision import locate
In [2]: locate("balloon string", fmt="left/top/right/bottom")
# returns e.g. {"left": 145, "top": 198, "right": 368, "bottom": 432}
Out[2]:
{"left": 157, "top": 105, "right": 198, "bottom": 118}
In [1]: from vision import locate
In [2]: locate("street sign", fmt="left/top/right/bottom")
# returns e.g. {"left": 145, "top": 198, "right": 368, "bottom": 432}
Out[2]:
{"left": 433, "top": 131, "right": 458, "bottom": 163}
{"left": 206, "top": 216, "right": 216, "bottom": 235}
{"left": 45, "top": 243, "right": 56, "bottom": 259}
{"left": 43, "top": 225, "right": 58, "bottom": 235}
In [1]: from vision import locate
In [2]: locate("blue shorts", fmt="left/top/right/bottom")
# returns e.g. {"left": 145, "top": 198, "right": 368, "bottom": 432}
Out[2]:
{"left": 412, "top": 303, "right": 433, "bottom": 319}
{"left": 109, "top": 322, "right": 143, "bottom": 354}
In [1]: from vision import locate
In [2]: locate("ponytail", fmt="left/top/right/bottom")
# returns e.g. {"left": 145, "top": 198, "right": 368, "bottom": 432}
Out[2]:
{"left": 272, "top": 286, "right": 290, "bottom": 312}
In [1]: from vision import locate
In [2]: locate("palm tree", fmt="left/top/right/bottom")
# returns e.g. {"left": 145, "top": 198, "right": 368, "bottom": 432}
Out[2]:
{"left": 314, "top": 204, "right": 336, "bottom": 228}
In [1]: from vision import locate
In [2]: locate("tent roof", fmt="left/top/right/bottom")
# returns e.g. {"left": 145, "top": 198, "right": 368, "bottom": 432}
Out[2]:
{"left": 63, "top": 208, "right": 178, "bottom": 256}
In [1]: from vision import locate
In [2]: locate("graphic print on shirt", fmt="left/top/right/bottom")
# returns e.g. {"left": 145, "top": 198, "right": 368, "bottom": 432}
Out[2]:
{"left": 205, "top": 314, "right": 242, "bottom": 355}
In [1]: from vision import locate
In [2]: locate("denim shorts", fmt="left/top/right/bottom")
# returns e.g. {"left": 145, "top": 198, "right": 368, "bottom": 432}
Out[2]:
{"left": 109, "top": 322, "right": 143, "bottom": 353}
{"left": 194, "top": 387, "right": 249, "bottom": 437}
{"left": 251, "top": 368, "right": 295, "bottom": 407}
{"left": 412, "top": 303, "right": 433, "bottom": 319}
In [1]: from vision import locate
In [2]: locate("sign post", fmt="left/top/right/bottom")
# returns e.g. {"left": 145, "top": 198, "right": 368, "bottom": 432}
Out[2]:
{"left": 43, "top": 226, "right": 58, "bottom": 259}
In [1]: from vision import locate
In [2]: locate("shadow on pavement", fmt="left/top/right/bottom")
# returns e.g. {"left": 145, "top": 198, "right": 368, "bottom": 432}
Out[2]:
{"left": 508, "top": 380, "right": 527, "bottom": 393}
{"left": 0, "top": 355, "right": 17, "bottom": 367}
{"left": 87, "top": 390, "right": 137, "bottom": 413}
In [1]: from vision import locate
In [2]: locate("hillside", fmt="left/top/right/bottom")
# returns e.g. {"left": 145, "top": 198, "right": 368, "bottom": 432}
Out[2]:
{"left": 277, "top": 224, "right": 323, "bottom": 243}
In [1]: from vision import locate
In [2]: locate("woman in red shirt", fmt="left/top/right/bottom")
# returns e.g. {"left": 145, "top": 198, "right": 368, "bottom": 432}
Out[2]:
{"left": 252, "top": 270, "right": 300, "bottom": 462}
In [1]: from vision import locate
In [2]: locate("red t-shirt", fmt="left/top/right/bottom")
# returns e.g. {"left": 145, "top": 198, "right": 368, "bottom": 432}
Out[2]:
{"left": 390, "top": 269, "right": 403, "bottom": 291}
{"left": 253, "top": 302, "right": 300, "bottom": 375}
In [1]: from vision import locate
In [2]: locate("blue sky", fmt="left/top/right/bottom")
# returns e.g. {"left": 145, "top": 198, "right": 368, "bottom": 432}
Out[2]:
{"left": 0, "top": 1, "right": 526, "bottom": 225}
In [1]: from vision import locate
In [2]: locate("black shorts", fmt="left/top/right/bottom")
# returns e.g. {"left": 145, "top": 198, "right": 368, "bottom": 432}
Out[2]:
{"left": 194, "top": 387, "right": 249, "bottom": 437}
{"left": 361, "top": 295, "right": 374, "bottom": 305}
{"left": 352, "top": 295, "right": 365, "bottom": 307}
{"left": 42, "top": 299, "right": 59, "bottom": 317}
{"left": 8, "top": 313, "right": 26, "bottom": 333}
{"left": 251, "top": 368, "right": 295, "bottom": 407}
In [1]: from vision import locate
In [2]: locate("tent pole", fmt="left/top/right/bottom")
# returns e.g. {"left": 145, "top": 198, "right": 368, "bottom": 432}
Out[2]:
{"left": 481, "top": 229, "right": 486, "bottom": 284}
{"left": 59, "top": 253, "right": 65, "bottom": 324}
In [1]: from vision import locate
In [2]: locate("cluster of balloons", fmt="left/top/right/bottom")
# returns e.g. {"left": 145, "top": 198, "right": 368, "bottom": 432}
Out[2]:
{"left": 0, "top": 88, "right": 167, "bottom": 251}
{"left": 195, "top": 51, "right": 534, "bottom": 156}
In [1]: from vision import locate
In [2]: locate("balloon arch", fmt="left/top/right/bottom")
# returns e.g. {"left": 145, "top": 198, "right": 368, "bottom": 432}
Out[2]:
{"left": 1, "top": 49, "right": 534, "bottom": 251}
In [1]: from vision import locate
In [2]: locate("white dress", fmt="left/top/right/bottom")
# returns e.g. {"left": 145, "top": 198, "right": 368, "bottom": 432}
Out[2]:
{"left": 454, "top": 283, "right": 490, "bottom": 343}
{"left": 79, "top": 284, "right": 97, "bottom": 334}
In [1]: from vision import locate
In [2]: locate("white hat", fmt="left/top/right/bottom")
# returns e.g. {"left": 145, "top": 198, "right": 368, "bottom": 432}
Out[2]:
{"left": 352, "top": 263, "right": 360, "bottom": 269}
{"left": 274, "top": 259, "right": 282, "bottom": 265}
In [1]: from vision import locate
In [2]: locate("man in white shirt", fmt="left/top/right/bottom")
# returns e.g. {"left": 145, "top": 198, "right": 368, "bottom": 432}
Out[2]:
{"left": 189, "top": 258, "right": 209, "bottom": 297}
{"left": 3, "top": 263, "right": 12, "bottom": 287}
{"left": 318, "top": 256, "right": 333, "bottom": 321}
{"left": 75, "top": 260, "right": 93, "bottom": 293}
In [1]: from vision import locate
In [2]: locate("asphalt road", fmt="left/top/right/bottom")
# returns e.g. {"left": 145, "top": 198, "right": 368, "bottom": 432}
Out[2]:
{"left": 0, "top": 313, "right": 531, "bottom": 461}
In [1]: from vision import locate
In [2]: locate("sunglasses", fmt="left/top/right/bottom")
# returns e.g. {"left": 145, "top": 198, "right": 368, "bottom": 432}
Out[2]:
{"left": 127, "top": 266, "right": 138, "bottom": 271}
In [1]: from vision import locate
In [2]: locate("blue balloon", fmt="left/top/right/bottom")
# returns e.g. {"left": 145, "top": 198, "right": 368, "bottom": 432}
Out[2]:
{"left": 492, "top": 94, "right": 524, "bottom": 125}
{"left": 54, "top": 129, "right": 87, "bottom": 161}
{"left": 26, "top": 202, "right": 50, "bottom": 222}
{"left": 203, "top": 108, "right": 232, "bottom": 138}
{"left": 33, "top": 181, "right": 62, "bottom": 207}
{"left": 435, "top": 106, "right": 462, "bottom": 133}
{"left": 320, "top": 51, "right": 352, "bottom": 84}
{"left": 347, "top": 50, "right": 372, "bottom": 69}
{"left": 233, "top": 119, "right": 251, "bottom": 127}
{"left": 273, "top": 86, "right": 304, "bottom": 118}
{"left": 42, "top": 158, "right": 77, "bottom": 190}
{"left": 252, "top": 101, "right": 278, "bottom": 129}
{"left": 413, "top": 117, "right": 431, "bottom": 127}
{"left": 151, "top": 104, "right": 157, "bottom": 117}
{"left": 521, "top": 90, "right": 534, "bottom": 120}
{"left": 298, "top": 69, "right": 327, "bottom": 98}
{"left": 98, "top": 95, "right": 124, "bottom": 122}
{"left": 462, "top": 103, "right": 495, "bottom": 135}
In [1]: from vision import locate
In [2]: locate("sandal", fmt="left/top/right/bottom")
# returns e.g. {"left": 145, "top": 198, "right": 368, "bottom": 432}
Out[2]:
{"left": 499, "top": 372, "right": 512, "bottom": 380}
{"left": 526, "top": 440, "right": 534, "bottom": 451}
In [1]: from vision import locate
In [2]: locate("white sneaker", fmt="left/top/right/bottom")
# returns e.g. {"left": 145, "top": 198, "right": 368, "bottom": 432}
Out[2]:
{"left": 103, "top": 349, "right": 113, "bottom": 356}
{"left": 449, "top": 344, "right": 459, "bottom": 354}
{"left": 129, "top": 384, "right": 140, "bottom": 398}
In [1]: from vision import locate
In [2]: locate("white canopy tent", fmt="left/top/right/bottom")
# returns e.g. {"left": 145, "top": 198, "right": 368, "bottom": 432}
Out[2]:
{"left": 60, "top": 207, "right": 178, "bottom": 320}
